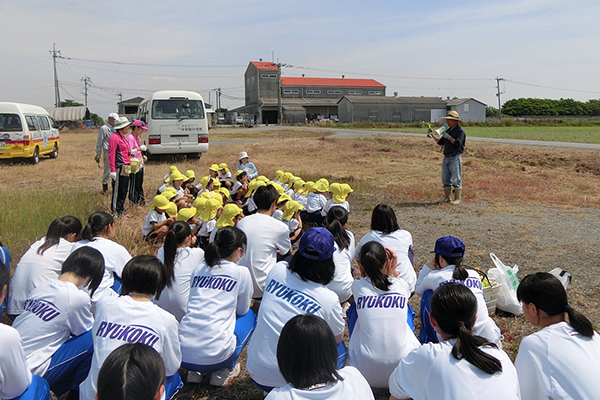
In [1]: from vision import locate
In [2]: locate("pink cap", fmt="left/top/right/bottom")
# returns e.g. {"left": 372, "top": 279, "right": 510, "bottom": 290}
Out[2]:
{"left": 131, "top": 120, "right": 148, "bottom": 130}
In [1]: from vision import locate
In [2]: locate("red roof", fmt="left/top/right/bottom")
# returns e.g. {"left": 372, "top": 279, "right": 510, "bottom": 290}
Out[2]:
{"left": 281, "top": 77, "right": 385, "bottom": 88}
{"left": 250, "top": 61, "right": 280, "bottom": 71}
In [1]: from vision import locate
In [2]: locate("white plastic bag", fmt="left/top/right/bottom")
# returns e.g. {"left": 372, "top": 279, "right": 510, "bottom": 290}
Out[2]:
{"left": 488, "top": 253, "right": 523, "bottom": 315}
{"left": 548, "top": 268, "right": 572, "bottom": 290}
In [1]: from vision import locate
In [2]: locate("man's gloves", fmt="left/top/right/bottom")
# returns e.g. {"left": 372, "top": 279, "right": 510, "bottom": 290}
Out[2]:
{"left": 442, "top": 131, "right": 451, "bottom": 140}
{"left": 110, "top": 172, "right": 117, "bottom": 181}
{"left": 94, "top": 155, "right": 101, "bottom": 163}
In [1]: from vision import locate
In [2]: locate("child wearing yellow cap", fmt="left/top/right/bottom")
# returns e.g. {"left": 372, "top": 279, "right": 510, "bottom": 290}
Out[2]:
{"left": 208, "top": 164, "right": 220, "bottom": 180}
{"left": 306, "top": 179, "right": 329, "bottom": 226}
{"left": 272, "top": 170, "right": 285, "bottom": 187}
{"left": 231, "top": 170, "right": 249, "bottom": 204}
{"left": 273, "top": 194, "right": 292, "bottom": 221}
{"left": 323, "top": 182, "right": 350, "bottom": 216}
{"left": 178, "top": 207, "right": 201, "bottom": 237}
{"left": 291, "top": 179, "right": 307, "bottom": 207}
{"left": 142, "top": 195, "right": 175, "bottom": 242}
{"left": 282, "top": 200, "right": 304, "bottom": 243}
{"left": 218, "top": 163, "right": 233, "bottom": 189}
{"left": 196, "top": 176, "right": 215, "bottom": 194}
{"left": 197, "top": 198, "right": 222, "bottom": 249}
{"left": 208, "top": 204, "right": 244, "bottom": 243}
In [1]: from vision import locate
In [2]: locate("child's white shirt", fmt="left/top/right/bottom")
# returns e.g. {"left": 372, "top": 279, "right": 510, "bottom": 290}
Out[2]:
{"left": 0, "top": 324, "right": 32, "bottom": 399}
{"left": 515, "top": 321, "right": 600, "bottom": 400}
{"left": 265, "top": 366, "right": 374, "bottom": 400}
{"left": 388, "top": 339, "right": 520, "bottom": 400}
{"left": 142, "top": 209, "right": 167, "bottom": 236}
{"left": 179, "top": 259, "right": 253, "bottom": 365}
{"left": 415, "top": 264, "right": 501, "bottom": 344}
{"left": 355, "top": 229, "right": 416, "bottom": 293}
{"left": 79, "top": 296, "right": 181, "bottom": 400}
{"left": 198, "top": 219, "right": 216, "bottom": 238}
{"left": 12, "top": 279, "right": 93, "bottom": 376}
{"left": 246, "top": 262, "right": 345, "bottom": 388}
{"left": 348, "top": 276, "right": 419, "bottom": 388}
{"left": 8, "top": 238, "right": 75, "bottom": 315}
{"left": 326, "top": 230, "right": 355, "bottom": 302}
{"left": 306, "top": 193, "right": 327, "bottom": 213}
{"left": 155, "top": 246, "right": 205, "bottom": 322}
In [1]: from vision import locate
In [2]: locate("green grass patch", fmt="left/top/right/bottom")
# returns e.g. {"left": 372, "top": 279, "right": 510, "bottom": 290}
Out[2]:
{"left": 462, "top": 126, "right": 600, "bottom": 144}
{"left": 0, "top": 189, "right": 105, "bottom": 263}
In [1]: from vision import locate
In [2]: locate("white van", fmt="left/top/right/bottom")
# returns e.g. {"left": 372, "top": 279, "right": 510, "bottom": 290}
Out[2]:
{"left": 137, "top": 90, "right": 209, "bottom": 158}
{"left": 0, "top": 102, "right": 60, "bottom": 163}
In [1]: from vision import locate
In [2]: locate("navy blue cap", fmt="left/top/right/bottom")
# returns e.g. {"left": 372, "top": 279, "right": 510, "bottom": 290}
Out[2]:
{"left": 430, "top": 236, "right": 465, "bottom": 258}
{"left": 298, "top": 228, "right": 336, "bottom": 261}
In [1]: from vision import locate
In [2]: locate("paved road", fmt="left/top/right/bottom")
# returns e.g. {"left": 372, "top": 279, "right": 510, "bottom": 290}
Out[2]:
{"left": 213, "top": 125, "right": 600, "bottom": 151}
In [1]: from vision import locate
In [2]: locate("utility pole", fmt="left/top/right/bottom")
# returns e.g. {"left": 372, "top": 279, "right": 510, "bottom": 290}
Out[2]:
{"left": 496, "top": 77, "right": 505, "bottom": 120}
{"left": 50, "top": 44, "right": 61, "bottom": 107}
{"left": 216, "top": 88, "right": 222, "bottom": 125}
{"left": 82, "top": 76, "right": 91, "bottom": 109}
{"left": 118, "top": 92, "right": 123, "bottom": 103}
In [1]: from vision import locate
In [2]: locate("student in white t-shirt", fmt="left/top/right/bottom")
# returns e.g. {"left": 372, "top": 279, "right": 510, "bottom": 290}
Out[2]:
{"left": 246, "top": 228, "right": 346, "bottom": 391}
{"left": 79, "top": 255, "right": 182, "bottom": 400}
{"left": 141, "top": 195, "right": 174, "bottom": 241}
{"left": 237, "top": 185, "right": 291, "bottom": 298}
{"left": 155, "top": 221, "right": 205, "bottom": 322}
{"left": 355, "top": 204, "right": 416, "bottom": 293}
{"left": 322, "top": 182, "right": 350, "bottom": 216}
{"left": 389, "top": 283, "right": 520, "bottom": 400}
{"left": 515, "top": 272, "right": 600, "bottom": 400}
{"left": 97, "top": 343, "right": 165, "bottom": 400}
{"left": 324, "top": 207, "right": 354, "bottom": 302}
{"left": 347, "top": 241, "right": 419, "bottom": 389}
{"left": 306, "top": 180, "right": 328, "bottom": 226}
{"left": 415, "top": 236, "right": 501, "bottom": 345}
{"left": 180, "top": 226, "right": 256, "bottom": 386}
{"left": 13, "top": 247, "right": 104, "bottom": 398}
{"left": 266, "top": 314, "right": 374, "bottom": 400}
{"left": 0, "top": 265, "right": 52, "bottom": 400}
{"left": 71, "top": 211, "right": 132, "bottom": 303}
{"left": 8, "top": 216, "right": 82, "bottom": 317}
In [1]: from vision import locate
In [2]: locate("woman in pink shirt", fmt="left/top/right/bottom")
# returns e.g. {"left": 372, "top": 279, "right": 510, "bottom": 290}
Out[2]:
{"left": 108, "top": 117, "right": 131, "bottom": 216}
{"left": 127, "top": 120, "right": 148, "bottom": 205}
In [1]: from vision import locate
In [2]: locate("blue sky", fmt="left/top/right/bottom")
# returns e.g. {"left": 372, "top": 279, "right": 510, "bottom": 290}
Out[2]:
{"left": 1, "top": 0, "right": 599, "bottom": 117}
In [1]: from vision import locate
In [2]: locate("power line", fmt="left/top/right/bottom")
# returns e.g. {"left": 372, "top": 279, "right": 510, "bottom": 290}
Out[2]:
{"left": 58, "top": 55, "right": 244, "bottom": 69}
{"left": 504, "top": 79, "right": 600, "bottom": 95}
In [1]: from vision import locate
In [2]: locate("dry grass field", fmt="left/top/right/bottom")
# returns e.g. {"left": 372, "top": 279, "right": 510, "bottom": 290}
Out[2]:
{"left": 1, "top": 127, "right": 599, "bottom": 400}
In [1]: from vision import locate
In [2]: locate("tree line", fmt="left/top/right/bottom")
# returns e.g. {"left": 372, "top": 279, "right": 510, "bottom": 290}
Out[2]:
{"left": 487, "top": 98, "right": 600, "bottom": 117}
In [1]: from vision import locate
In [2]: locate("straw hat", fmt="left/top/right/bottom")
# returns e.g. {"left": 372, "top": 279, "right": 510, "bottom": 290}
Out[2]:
{"left": 441, "top": 111, "right": 463, "bottom": 123}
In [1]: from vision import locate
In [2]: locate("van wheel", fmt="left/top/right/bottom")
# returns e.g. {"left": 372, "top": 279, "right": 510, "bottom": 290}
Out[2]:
{"left": 49, "top": 143, "right": 58, "bottom": 159}
{"left": 31, "top": 147, "right": 40, "bottom": 164}
{"left": 188, "top": 153, "right": 202, "bottom": 160}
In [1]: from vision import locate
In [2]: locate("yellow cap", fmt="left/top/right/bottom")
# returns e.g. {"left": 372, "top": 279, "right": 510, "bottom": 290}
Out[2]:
{"left": 151, "top": 195, "right": 170, "bottom": 210}
{"left": 210, "top": 191, "right": 224, "bottom": 206}
{"left": 193, "top": 197, "right": 207, "bottom": 218}
{"left": 199, "top": 176, "right": 210, "bottom": 188}
{"left": 201, "top": 198, "right": 221, "bottom": 221}
{"left": 161, "top": 190, "right": 177, "bottom": 201}
{"left": 312, "top": 180, "right": 329, "bottom": 193}
{"left": 275, "top": 170, "right": 285, "bottom": 182}
{"left": 293, "top": 179, "right": 305, "bottom": 192}
{"left": 185, "top": 170, "right": 195, "bottom": 179}
{"left": 284, "top": 172, "right": 294, "bottom": 182}
{"left": 212, "top": 178, "right": 221, "bottom": 188}
{"left": 169, "top": 171, "right": 187, "bottom": 182}
{"left": 165, "top": 202, "right": 178, "bottom": 218}
{"left": 271, "top": 182, "right": 285, "bottom": 195}
{"left": 209, "top": 164, "right": 220, "bottom": 172}
{"left": 256, "top": 175, "right": 269, "bottom": 182}
{"left": 341, "top": 183, "right": 354, "bottom": 195}
{"left": 219, "top": 187, "right": 230, "bottom": 198}
{"left": 177, "top": 207, "right": 197, "bottom": 222}
{"left": 216, "top": 203, "right": 243, "bottom": 228}
{"left": 329, "top": 183, "right": 346, "bottom": 203}
{"left": 282, "top": 200, "right": 304, "bottom": 221}
{"left": 277, "top": 194, "right": 292, "bottom": 204}
{"left": 303, "top": 181, "right": 315, "bottom": 194}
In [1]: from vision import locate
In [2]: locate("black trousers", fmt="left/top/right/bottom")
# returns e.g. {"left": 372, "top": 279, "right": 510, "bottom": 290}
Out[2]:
{"left": 128, "top": 168, "right": 145, "bottom": 205}
{"left": 111, "top": 166, "right": 130, "bottom": 215}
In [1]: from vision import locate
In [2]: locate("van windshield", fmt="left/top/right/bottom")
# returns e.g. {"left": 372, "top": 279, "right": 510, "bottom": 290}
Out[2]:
{"left": 0, "top": 114, "right": 23, "bottom": 132}
{"left": 151, "top": 99, "right": 205, "bottom": 120}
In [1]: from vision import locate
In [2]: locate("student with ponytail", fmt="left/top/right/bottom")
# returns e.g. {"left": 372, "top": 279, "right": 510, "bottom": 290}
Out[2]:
{"left": 155, "top": 221, "right": 205, "bottom": 321}
{"left": 389, "top": 282, "right": 519, "bottom": 400}
{"left": 8, "top": 216, "right": 82, "bottom": 317}
{"left": 13, "top": 247, "right": 105, "bottom": 398}
{"left": 72, "top": 211, "right": 132, "bottom": 302}
{"left": 515, "top": 272, "right": 600, "bottom": 400}
{"left": 179, "top": 226, "right": 256, "bottom": 386}
{"left": 415, "top": 236, "right": 500, "bottom": 344}
{"left": 347, "top": 241, "right": 419, "bottom": 389}
{"left": 325, "top": 206, "right": 355, "bottom": 302}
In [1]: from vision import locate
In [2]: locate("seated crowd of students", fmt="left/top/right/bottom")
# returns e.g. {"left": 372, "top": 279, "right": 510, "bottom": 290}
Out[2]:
{"left": 1, "top": 150, "right": 599, "bottom": 400}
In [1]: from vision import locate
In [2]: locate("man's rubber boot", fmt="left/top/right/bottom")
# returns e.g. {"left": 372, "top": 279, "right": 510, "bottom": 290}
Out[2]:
{"left": 103, "top": 183, "right": 109, "bottom": 195}
{"left": 452, "top": 187, "right": 462, "bottom": 205}
{"left": 443, "top": 187, "right": 452, "bottom": 203}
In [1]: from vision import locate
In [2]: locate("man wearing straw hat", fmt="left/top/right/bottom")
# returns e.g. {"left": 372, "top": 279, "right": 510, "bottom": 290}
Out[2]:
{"left": 433, "top": 111, "right": 466, "bottom": 204}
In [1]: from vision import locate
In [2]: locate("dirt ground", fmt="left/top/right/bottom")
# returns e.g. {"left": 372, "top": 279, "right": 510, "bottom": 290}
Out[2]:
{"left": 1, "top": 128, "right": 599, "bottom": 400}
